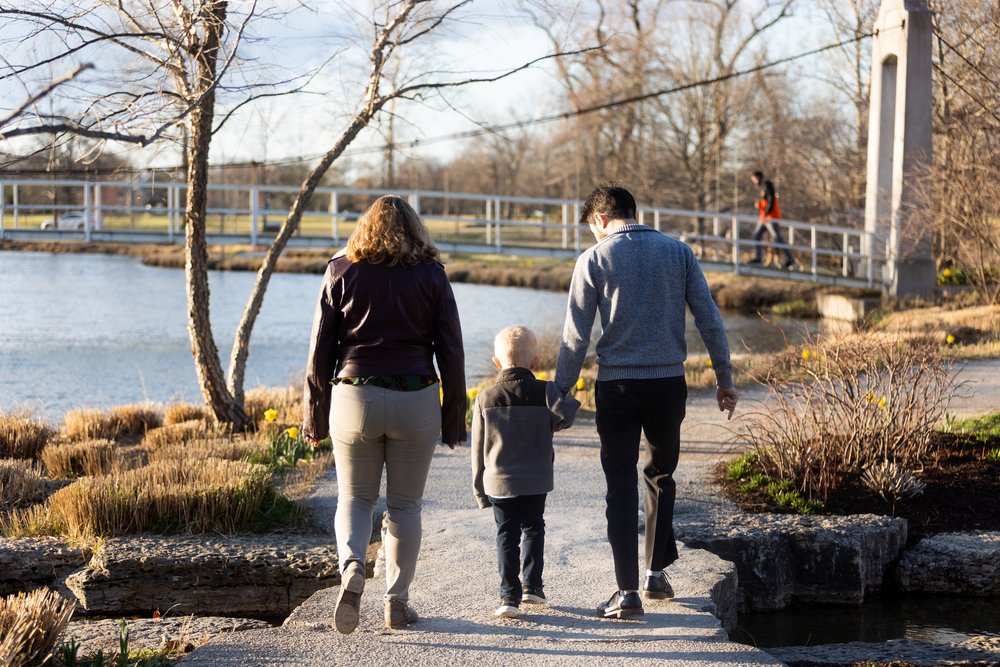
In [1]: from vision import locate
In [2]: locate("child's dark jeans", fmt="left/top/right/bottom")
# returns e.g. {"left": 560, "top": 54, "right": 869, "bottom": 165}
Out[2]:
{"left": 490, "top": 493, "right": 546, "bottom": 601}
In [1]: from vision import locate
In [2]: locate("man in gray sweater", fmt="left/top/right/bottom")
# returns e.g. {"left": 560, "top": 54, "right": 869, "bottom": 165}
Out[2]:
{"left": 554, "top": 184, "right": 739, "bottom": 619}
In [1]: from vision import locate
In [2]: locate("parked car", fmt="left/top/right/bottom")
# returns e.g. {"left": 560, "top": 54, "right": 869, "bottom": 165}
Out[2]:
{"left": 40, "top": 211, "right": 98, "bottom": 230}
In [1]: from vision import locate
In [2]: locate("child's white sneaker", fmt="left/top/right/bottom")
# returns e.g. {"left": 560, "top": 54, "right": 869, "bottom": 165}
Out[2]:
{"left": 495, "top": 599, "right": 519, "bottom": 618}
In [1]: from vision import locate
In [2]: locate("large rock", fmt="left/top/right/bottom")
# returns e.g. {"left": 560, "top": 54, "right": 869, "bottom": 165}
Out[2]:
{"left": 677, "top": 513, "right": 907, "bottom": 611}
{"left": 894, "top": 531, "right": 1000, "bottom": 595}
{"left": 0, "top": 537, "right": 89, "bottom": 596}
{"left": 65, "top": 535, "right": 341, "bottom": 617}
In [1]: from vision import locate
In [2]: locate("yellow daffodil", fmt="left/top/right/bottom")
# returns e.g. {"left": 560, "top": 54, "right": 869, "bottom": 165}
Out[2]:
{"left": 706, "top": 358, "right": 713, "bottom": 367}
{"left": 946, "top": 334, "right": 956, "bottom": 345}
{"left": 439, "top": 386, "right": 444, "bottom": 406}
{"left": 877, "top": 397, "right": 887, "bottom": 410}
{"left": 536, "top": 371, "right": 548, "bottom": 380}
{"left": 576, "top": 377, "right": 586, "bottom": 391}
{"left": 865, "top": 392, "right": 876, "bottom": 403}
{"left": 942, "top": 267, "right": 952, "bottom": 278}
{"left": 468, "top": 388, "right": 479, "bottom": 401}
{"left": 263, "top": 409, "right": 277, "bottom": 423}
{"left": 286, "top": 426, "right": 299, "bottom": 439}
{"left": 801, "top": 349, "right": 811, "bottom": 360}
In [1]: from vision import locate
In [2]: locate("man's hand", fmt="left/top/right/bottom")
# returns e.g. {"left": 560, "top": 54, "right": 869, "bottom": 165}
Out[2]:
{"left": 716, "top": 387, "right": 739, "bottom": 421}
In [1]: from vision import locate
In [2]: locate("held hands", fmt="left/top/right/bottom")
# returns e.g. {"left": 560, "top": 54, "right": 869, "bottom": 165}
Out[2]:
{"left": 716, "top": 387, "right": 739, "bottom": 421}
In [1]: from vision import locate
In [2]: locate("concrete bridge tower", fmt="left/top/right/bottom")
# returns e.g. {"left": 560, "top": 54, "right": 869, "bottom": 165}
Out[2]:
{"left": 864, "top": 0, "right": 935, "bottom": 297}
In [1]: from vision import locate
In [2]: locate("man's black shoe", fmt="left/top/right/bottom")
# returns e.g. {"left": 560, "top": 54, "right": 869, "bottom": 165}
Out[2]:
{"left": 642, "top": 571, "right": 674, "bottom": 600}
{"left": 782, "top": 260, "right": 795, "bottom": 270}
{"left": 597, "top": 591, "right": 644, "bottom": 619}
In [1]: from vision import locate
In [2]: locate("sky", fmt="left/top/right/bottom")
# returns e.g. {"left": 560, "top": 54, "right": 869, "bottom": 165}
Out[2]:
{"left": 0, "top": 0, "right": 849, "bottom": 177}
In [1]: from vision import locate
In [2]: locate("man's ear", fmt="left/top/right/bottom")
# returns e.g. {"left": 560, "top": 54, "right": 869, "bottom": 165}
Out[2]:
{"left": 529, "top": 355, "right": 538, "bottom": 370}
{"left": 492, "top": 356, "right": 503, "bottom": 369}
{"left": 593, "top": 212, "right": 607, "bottom": 228}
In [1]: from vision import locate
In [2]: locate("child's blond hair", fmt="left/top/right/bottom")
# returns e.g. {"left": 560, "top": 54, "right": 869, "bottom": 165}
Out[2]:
{"left": 493, "top": 325, "right": 538, "bottom": 369}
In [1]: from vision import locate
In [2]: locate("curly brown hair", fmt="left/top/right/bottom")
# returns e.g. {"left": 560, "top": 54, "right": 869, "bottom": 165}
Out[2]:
{"left": 346, "top": 195, "right": 441, "bottom": 266}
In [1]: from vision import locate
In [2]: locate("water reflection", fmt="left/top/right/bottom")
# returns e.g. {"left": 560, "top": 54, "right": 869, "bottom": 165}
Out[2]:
{"left": 731, "top": 596, "right": 1000, "bottom": 648}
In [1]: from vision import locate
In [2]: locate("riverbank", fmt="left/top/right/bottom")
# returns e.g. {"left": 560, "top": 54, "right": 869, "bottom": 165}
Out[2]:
{"left": 0, "top": 238, "right": 828, "bottom": 314}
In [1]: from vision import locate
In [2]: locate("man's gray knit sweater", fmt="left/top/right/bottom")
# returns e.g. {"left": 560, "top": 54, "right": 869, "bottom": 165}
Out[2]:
{"left": 555, "top": 224, "right": 734, "bottom": 393}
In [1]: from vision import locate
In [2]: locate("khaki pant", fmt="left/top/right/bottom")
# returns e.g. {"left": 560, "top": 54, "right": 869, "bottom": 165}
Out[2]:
{"left": 330, "top": 382, "right": 441, "bottom": 601}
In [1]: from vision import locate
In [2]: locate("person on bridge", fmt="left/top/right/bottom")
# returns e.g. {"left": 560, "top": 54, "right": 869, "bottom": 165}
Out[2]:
{"left": 749, "top": 170, "right": 795, "bottom": 269}
{"left": 302, "top": 195, "right": 467, "bottom": 633}
{"left": 554, "top": 184, "right": 739, "bottom": 619}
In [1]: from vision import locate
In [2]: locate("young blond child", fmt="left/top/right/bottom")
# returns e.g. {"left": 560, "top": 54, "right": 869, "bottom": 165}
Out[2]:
{"left": 471, "top": 325, "right": 580, "bottom": 618}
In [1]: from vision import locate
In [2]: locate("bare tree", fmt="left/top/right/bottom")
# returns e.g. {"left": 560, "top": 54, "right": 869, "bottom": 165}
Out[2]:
{"left": 919, "top": 0, "right": 1000, "bottom": 303}
{"left": 1, "top": 0, "right": 588, "bottom": 428}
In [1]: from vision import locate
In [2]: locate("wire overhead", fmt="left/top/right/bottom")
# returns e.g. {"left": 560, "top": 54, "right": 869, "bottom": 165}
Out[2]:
{"left": 2, "top": 30, "right": 878, "bottom": 173}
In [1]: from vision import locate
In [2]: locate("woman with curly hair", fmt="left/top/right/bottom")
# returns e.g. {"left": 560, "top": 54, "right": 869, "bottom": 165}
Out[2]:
{"left": 303, "top": 194, "right": 466, "bottom": 633}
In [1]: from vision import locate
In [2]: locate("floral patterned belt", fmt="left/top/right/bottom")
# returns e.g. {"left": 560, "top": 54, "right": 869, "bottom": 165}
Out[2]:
{"left": 332, "top": 374, "right": 438, "bottom": 391}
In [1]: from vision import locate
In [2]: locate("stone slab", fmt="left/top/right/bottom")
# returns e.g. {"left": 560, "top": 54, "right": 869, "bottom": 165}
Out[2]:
{"left": 677, "top": 512, "right": 907, "bottom": 610}
{"left": 895, "top": 531, "right": 1000, "bottom": 594}
{"left": 65, "top": 535, "right": 341, "bottom": 617}
{"left": 0, "top": 537, "right": 90, "bottom": 597}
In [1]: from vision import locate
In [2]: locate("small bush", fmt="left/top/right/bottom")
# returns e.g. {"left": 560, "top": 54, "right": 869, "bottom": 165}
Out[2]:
{"left": 164, "top": 403, "right": 209, "bottom": 426}
{"left": 0, "top": 412, "right": 54, "bottom": 459}
{"left": 985, "top": 448, "right": 1000, "bottom": 463}
{"left": 861, "top": 460, "right": 927, "bottom": 503}
{"left": 40, "top": 440, "right": 119, "bottom": 478}
{"left": 0, "top": 459, "right": 48, "bottom": 508}
{"left": 726, "top": 452, "right": 758, "bottom": 481}
{"left": 0, "top": 588, "right": 74, "bottom": 667}
{"left": 3, "top": 459, "right": 291, "bottom": 539}
{"left": 246, "top": 427, "right": 315, "bottom": 470}
{"left": 64, "top": 406, "right": 162, "bottom": 442}
{"left": 738, "top": 331, "right": 957, "bottom": 500}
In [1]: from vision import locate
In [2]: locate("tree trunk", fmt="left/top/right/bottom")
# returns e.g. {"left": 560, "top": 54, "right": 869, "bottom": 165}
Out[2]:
{"left": 184, "top": 1, "right": 248, "bottom": 430}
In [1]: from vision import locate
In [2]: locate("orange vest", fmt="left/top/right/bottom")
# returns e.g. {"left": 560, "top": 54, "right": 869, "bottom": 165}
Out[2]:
{"left": 757, "top": 193, "right": 781, "bottom": 220}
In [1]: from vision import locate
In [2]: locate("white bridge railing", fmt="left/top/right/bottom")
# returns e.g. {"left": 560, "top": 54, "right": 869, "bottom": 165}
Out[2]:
{"left": 0, "top": 178, "right": 875, "bottom": 287}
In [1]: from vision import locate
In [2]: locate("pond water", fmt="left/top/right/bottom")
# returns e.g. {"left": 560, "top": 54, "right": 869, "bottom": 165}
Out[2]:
{"left": 0, "top": 251, "right": 813, "bottom": 419}
{"left": 731, "top": 595, "right": 1000, "bottom": 649}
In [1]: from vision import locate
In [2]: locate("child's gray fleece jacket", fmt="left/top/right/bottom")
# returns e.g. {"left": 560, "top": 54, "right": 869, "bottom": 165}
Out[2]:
{"left": 471, "top": 367, "right": 580, "bottom": 509}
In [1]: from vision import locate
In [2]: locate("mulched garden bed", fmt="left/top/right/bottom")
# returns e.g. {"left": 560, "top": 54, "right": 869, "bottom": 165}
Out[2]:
{"left": 718, "top": 432, "right": 1000, "bottom": 545}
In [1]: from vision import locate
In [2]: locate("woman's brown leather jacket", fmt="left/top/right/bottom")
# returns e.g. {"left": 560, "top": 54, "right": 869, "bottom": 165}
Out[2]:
{"left": 303, "top": 255, "right": 467, "bottom": 444}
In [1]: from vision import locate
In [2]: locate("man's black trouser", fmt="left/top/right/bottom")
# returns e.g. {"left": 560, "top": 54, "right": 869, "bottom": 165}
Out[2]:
{"left": 595, "top": 376, "right": 687, "bottom": 591}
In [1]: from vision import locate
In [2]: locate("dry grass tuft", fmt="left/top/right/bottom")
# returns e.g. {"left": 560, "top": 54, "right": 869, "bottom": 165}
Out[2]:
{"left": 0, "top": 459, "right": 48, "bottom": 509}
{"left": 148, "top": 436, "right": 259, "bottom": 464}
{"left": 0, "top": 588, "right": 75, "bottom": 667}
{"left": 0, "top": 412, "right": 54, "bottom": 459}
{"left": 2, "top": 459, "right": 281, "bottom": 539}
{"left": 143, "top": 420, "right": 232, "bottom": 451}
{"left": 164, "top": 402, "right": 210, "bottom": 426}
{"left": 40, "top": 440, "right": 119, "bottom": 478}
{"left": 245, "top": 385, "right": 302, "bottom": 424}
{"left": 63, "top": 405, "right": 162, "bottom": 442}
